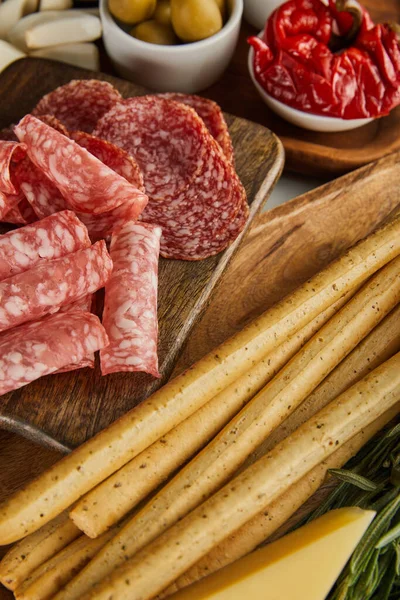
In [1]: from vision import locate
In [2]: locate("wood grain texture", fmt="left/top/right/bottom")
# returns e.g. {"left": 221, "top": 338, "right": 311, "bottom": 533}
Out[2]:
{"left": 204, "top": 0, "right": 400, "bottom": 176}
{"left": 0, "top": 58, "right": 284, "bottom": 450}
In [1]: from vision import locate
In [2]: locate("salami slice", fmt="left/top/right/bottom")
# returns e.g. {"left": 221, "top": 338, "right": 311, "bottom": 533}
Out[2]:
{"left": 36, "top": 114, "right": 70, "bottom": 137}
{"left": 0, "top": 211, "right": 90, "bottom": 280}
{"left": 70, "top": 131, "right": 144, "bottom": 192}
{"left": 13, "top": 156, "right": 69, "bottom": 219}
{"left": 101, "top": 222, "right": 161, "bottom": 377}
{"left": 57, "top": 295, "right": 95, "bottom": 372}
{"left": 2, "top": 198, "right": 37, "bottom": 225}
{"left": 15, "top": 115, "right": 148, "bottom": 216}
{"left": 0, "top": 240, "right": 112, "bottom": 334}
{"left": 0, "top": 141, "right": 26, "bottom": 195}
{"left": 32, "top": 80, "right": 122, "bottom": 134}
{"left": 160, "top": 194, "right": 249, "bottom": 260}
{"left": 0, "top": 189, "right": 25, "bottom": 221}
{"left": 0, "top": 311, "right": 108, "bottom": 397}
{"left": 157, "top": 93, "right": 234, "bottom": 163}
{"left": 94, "top": 97, "right": 209, "bottom": 201}
{"left": 140, "top": 133, "right": 247, "bottom": 259}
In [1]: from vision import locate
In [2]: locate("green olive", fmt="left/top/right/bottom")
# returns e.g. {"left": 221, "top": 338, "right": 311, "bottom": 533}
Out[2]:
{"left": 131, "top": 19, "right": 178, "bottom": 44}
{"left": 108, "top": 0, "right": 156, "bottom": 25}
{"left": 171, "top": 0, "right": 223, "bottom": 43}
{"left": 154, "top": 0, "right": 171, "bottom": 26}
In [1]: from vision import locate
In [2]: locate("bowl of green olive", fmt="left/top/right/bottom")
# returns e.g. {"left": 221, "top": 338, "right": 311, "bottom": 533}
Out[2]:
{"left": 100, "top": 0, "right": 243, "bottom": 92}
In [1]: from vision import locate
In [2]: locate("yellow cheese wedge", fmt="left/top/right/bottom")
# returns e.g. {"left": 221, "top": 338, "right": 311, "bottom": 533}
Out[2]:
{"left": 170, "top": 508, "right": 375, "bottom": 600}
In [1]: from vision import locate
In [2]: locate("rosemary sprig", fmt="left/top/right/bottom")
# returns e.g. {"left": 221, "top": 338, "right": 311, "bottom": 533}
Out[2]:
{"left": 302, "top": 418, "right": 400, "bottom": 600}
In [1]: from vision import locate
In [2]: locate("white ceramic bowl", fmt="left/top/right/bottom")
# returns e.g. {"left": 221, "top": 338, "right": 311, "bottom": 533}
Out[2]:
{"left": 100, "top": 0, "right": 243, "bottom": 93}
{"left": 248, "top": 43, "right": 374, "bottom": 132}
{"left": 244, "top": 0, "right": 283, "bottom": 29}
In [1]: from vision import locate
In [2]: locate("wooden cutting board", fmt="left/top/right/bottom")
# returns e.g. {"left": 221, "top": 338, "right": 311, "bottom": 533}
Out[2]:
{"left": 213, "top": 0, "right": 400, "bottom": 177}
{"left": 0, "top": 58, "right": 284, "bottom": 451}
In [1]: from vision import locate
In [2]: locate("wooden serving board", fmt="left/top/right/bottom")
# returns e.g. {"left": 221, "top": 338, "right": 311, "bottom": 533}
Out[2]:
{"left": 0, "top": 58, "right": 284, "bottom": 451}
{"left": 211, "top": 0, "right": 400, "bottom": 177}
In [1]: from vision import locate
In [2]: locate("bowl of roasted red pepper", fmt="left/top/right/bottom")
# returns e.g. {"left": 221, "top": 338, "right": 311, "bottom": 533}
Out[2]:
{"left": 248, "top": 0, "right": 400, "bottom": 132}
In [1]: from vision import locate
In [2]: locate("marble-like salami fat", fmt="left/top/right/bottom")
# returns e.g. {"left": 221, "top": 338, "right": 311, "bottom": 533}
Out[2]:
{"left": 101, "top": 222, "right": 161, "bottom": 378}
{"left": 0, "top": 211, "right": 91, "bottom": 281}
{"left": 157, "top": 93, "right": 234, "bottom": 163}
{"left": 14, "top": 115, "right": 148, "bottom": 216}
{"left": 57, "top": 295, "right": 95, "bottom": 372}
{"left": 0, "top": 140, "right": 26, "bottom": 195}
{"left": 0, "top": 311, "right": 108, "bottom": 396}
{"left": 94, "top": 97, "right": 209, "bottom": 201}
{"left": 0, "top": 240, "right": 112, "bottom": 334}
{"left": 32, "top": 80, "right": 122, "bottom": 134}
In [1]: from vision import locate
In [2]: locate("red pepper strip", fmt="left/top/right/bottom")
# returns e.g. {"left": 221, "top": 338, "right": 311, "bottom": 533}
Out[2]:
{"left": 265, "top": 0, "right": 332, "bottom": 50}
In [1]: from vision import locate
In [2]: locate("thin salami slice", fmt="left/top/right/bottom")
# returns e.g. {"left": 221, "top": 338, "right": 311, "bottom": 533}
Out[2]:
{"left": 140, "top": 134, "right": 246, "bottom": 259}
{"left": 0, "top": 211, "right": 90, "bottom": 280}
{"left": 36, "top": 114, "right": 70, "bottom": 137}
{"left": 157, "top": 93, "right": 234, "bottom": 163}
{"left": 13, "top": 156, "right": 69, "bottom": 219}
{"left": 57, "top": 295, "right": 95, "bottom": 372}
{"left": 15, "top": 115, "right": 148, "bottom": 216}
{"left": 94, "top": 97, "right": 209, "bottom": 201}
{"left": 70, "top": 131, "right": 144, "bottom": 192}
{"left": 70, "top": 131, "right": 146, "bottom": 241}
{"left": 160, "top": 195, "right": 249, "bottom": 260}
{"left": 32, "top": 80, "right": 122, "bottom": 134}
{"left": 2, "top": 199, "right": 37, "bottom": 225}
{"left": 101, "top": 222, "right": 161, "bottom": 378}
{"left": 0, "top": 141, "right": 26, "bottom": 195}
{"left": 0, "top": 311, "right": 108, "bottom": 397}
{"left": 0, "top": 240, "right": 112, "bottom": 334}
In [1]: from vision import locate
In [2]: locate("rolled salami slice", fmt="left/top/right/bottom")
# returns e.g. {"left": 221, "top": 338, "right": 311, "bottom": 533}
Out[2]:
{"left": 32, "top": 79, "right": 122, "bottom": 133}
{"left": 157, "top": 93, "right": 234, "bottom": 163}
{"left": 57, "top": 295, "right": 95, "bottom": 372}
{"left": 0, "top": 240, "right": 112, "bottom": 334}
{"left": 0, "top": 311, "right": 108, "bottom": 397}
{"left": 0, "top": 141, "right": 26, "bottom": 195}
{"left": 0, "top": 211, "right": 90, "bottom": 280}
{"left": 94, "top": 97, "right": 209, "bottom": 201}
{"left": 101, "top": 222, "right": 161, "bottom": 378}
{"left": 14, "top": 115, "right": 148, "bottom": 216}
{"left": 13, "top": 156, "right": 69, "bottom": 219}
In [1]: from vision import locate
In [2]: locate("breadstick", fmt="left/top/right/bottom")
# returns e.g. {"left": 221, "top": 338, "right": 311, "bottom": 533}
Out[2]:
{"left": 0, "top": 512, "right": 80, "bottom": 591}
{"left": 1, "top": 215, "right": 399, "bottom": 545}
{"left": 71, "top": 292, "right": 353, "bottom": 538}
{"left": 14, "top": 525, "right": 121, "bottom": 600}
{"left": 242, "top": 302, "right": 400, "bottom": 469}
{"left": 76, "top": 353, "right": 400, "bottom": 600}
{"left": 54, "top": 257, "right": 400, "bottom": 599}
{"left": 161, "top": 308, "right": 400, "bottom": 595}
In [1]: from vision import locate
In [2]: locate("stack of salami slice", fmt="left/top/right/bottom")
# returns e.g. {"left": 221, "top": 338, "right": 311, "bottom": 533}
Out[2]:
{"left": 0, "top": 79, "right": 248, "bottom": 396}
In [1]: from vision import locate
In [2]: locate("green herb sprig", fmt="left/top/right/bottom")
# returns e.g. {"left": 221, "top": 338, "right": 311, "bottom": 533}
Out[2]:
{"left": 304, "top": 419, "right": 400, "bottom": 600}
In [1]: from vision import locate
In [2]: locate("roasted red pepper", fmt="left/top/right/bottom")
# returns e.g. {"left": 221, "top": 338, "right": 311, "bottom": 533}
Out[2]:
{"left": 248, "top": 0, "right": 400, "bottom": 119}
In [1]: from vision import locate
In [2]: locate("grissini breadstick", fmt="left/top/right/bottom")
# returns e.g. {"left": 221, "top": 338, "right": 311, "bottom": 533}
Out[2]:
{"left": 0, "top": 512, "right": 80, "bottom": 591}
{"left": 70, "top": 292, "right": 354, "bottom": 538}
{"left": 1, "top": 216, "right": 399, "bottom": 546}
{"left": 161, "top": 309, "right": 400, "bottom": 595}
{"left": 55, "top": 257, "right": 400, "bottom": 599}
{"left": 77, "top": 352, "right": 400, "bottom": 600}
{"left": 242, "top": 302, "right": 400, "bottom": 469}
{"left": 14, "top": 525, "right": 121, "bottom": 600}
